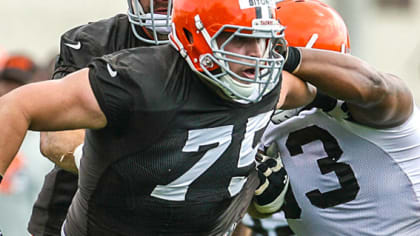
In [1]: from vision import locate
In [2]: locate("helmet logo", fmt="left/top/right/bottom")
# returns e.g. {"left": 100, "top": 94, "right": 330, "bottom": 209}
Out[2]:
{"left": 253, "top": 19, "right": 279, "bottom": 27}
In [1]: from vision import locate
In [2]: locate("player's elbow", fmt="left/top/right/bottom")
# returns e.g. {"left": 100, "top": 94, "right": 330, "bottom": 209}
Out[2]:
{"left": 0, "top": 89, "right": 32, "bottom": 133}
{"left": 39, "top": 132, "right": 53, "bottom": 159}
{"left": 354, "top": 69, "right": 389, "bottom": 108}
{"left": 39, "top": 132, "right": 64, "bottom": 163}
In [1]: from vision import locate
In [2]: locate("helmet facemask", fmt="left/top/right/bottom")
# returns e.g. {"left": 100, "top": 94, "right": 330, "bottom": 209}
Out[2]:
{"left": 197, "top": 19, "right": 286, "bottom": 104}
{"left": 127, "top": 0, "right": 172, "bottom": 45}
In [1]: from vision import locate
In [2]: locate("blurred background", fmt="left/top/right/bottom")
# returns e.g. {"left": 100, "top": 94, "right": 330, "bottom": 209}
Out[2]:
{"left": 0, "top": 0, "right": 419, "bottom": 235}
{"left": 0, "top": 1, "right": 128, "bottom": 235}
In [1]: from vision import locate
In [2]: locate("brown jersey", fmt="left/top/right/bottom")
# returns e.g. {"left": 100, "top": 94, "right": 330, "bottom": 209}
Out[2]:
{"left": 61, "top": 45, "right": 280, "bottom": 235}
{"left": 28, "top": 14, "right": 150, "bottom": 236}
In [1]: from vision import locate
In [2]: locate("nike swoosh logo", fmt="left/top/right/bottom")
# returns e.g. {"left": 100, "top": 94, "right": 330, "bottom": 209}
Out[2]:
{"left": 107, "top": 64, "right": 118, "bottom": 77}
{"left": 64, "top": 41, "right": 81, "bottom": 50}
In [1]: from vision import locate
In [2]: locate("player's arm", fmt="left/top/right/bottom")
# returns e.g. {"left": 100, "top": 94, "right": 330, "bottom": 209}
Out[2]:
{"left": 293, "top": 47, "right": 413, "bottom": 128}
{"left": 39, "top": 28, "right": 100, "bottom": 171}
{"left": 40, "top": 130, "right": 85, "bottom": 174}
{"left": 269, "top": 71, "right": 317, "bottom": 124}
{"left": 0, "top": 68, "right": 106, "bottom": 176}
{"left": 277, "top": 71, "right": 316, "bottom": 109}
{"left": 40, "top": 71, "right": 86, "bottom": 174}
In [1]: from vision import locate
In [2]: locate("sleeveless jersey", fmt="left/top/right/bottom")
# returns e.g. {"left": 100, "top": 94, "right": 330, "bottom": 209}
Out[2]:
{"left": 62, "top": 45, "right": 280, "bottom": 235}
{"left": 28, "top": 14, "right": 149, "bottom": 236}
{"left": 261, "top": 106, "right": 420, "bottom": 236}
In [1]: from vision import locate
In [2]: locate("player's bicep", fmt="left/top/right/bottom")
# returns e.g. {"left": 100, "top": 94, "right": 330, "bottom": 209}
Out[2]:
{"left": 18, "top": 68, "right": 107, "bottom": 131}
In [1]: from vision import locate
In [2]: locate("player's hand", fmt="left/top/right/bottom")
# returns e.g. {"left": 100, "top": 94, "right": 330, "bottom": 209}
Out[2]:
{"left": 253, "top": 144, "right": 289, "bottom": 214}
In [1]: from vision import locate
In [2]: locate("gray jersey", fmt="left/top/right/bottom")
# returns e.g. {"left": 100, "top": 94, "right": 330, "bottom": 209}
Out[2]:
{"left": 261, "top": 106, "right": 420, "bottom": 236}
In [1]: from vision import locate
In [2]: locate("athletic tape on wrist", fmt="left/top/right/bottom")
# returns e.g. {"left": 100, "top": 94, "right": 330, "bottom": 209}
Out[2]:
{"left": 305, "top": 91, "right": 338, "bottom": 112}
{"left": 283, "top": 47, "right": 302, "bottom": 73}
{"left": 74, "top": 143, "right": 84, "bottom": 170}
{"left": 304, "top": 92, "right": 351, "bottom": 119}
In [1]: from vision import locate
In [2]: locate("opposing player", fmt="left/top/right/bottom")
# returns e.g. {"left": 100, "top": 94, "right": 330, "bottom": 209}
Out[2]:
{"left": 0, "top": 0, "right": 290, "bottom": 234}
{"left": 252, "top": 0, "right": 420, "bottom": 235}
{"left": 237, "top": 0, "right": 351, "bottom": 234}
{"left": 28, "top": 1, "right": 172, "bottom": 235}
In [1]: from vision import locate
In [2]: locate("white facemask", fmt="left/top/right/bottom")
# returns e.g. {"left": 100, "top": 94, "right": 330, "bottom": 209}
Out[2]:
{"left": 144, "top": 13, "right": 172, "bottom": 34}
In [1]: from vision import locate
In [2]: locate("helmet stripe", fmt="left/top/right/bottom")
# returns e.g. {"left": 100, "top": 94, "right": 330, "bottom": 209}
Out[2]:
{"left": 256, "top": 7, "right": 262, "bottom": 19}
{"left": 256, "top": 5, "right": 274, "bottom": 19}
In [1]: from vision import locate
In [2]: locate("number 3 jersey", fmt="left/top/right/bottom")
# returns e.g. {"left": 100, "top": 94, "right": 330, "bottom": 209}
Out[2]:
{"left": 63, "top": 44, "right": 280, "bottom": 236}
{"left": 261, "top": 106, "right": 420, "bottom": 236}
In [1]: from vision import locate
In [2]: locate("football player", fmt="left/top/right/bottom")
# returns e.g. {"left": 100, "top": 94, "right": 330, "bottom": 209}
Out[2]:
{"left": 251, "top": 0, "right": 420, "bottom": 235}
{"left": 28, "top": 1, "right": 172, "bottom": 235}
{"left": 237, "top": 1, "right": 350, "bottom": 235}
{"left": 0, "top": 0, "right": 293, "bottom": 234}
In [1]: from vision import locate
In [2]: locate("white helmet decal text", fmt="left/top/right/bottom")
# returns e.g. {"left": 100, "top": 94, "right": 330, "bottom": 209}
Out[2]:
{"left": 239, "top": 0, "right": 275, "bottom": 9}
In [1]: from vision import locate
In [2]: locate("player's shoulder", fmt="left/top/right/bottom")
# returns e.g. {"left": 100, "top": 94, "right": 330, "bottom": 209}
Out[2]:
{"left": 90, "top": 44, "right": 183, "bottom": 90}
{"left": 105, "top": 44, "right": 180, "bottom": 72}
{"left": 60, "top": 14, "right": 130, "bottom": 49}
{"left": 90, "top": 45, "right": 189, "bottom": 111}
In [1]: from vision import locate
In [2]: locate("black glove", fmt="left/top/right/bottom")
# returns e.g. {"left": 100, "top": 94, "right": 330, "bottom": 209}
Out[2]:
{"left": 253, "top": 143, "right": 289, "bottom": 214}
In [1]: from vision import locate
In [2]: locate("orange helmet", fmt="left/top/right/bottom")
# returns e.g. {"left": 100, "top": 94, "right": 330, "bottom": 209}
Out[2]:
{"left": 276, "top": 0, "right": 350, "bottom": 53}
{"left": 1, "top": 54, "right": 36, "bottom": 84}
{"left": 170, "top": 0, "right": 287, "bottom": 103}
